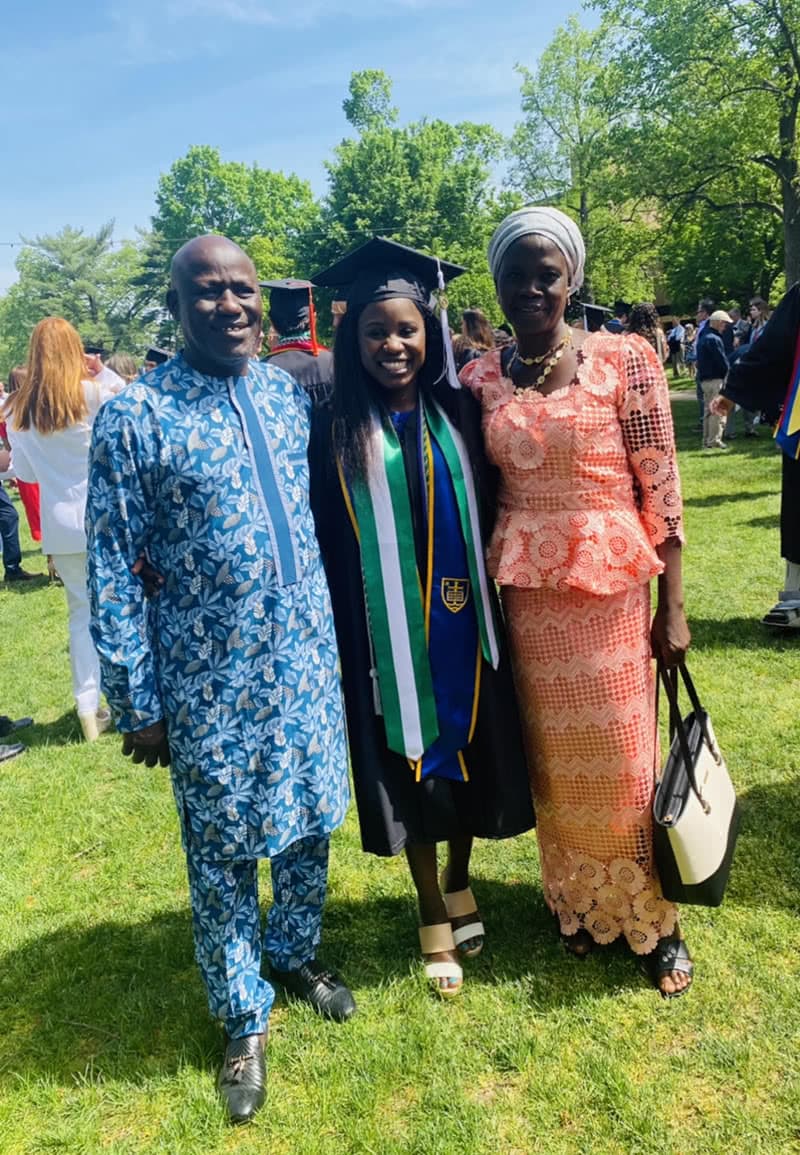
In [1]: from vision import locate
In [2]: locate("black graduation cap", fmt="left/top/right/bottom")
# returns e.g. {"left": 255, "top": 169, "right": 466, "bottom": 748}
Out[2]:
{"left": 260, "top": 278, "right": 316, "bottom": 336}
{"left": 260, "top": 278, "right": 315, "bottom": 291}
{"left": 145, "top": 347, "right": 170, "bottom": 365}
{"left": 581, "top": 303, "right": 611, "bottom": 333}
{"left": 312, "top": 237, "right": 465, "bottom": 310}
{"left": 84, "top": 343, "right": 106, "bottom": 356}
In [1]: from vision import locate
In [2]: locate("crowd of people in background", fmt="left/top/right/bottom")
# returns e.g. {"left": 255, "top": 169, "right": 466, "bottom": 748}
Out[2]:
{"left": 0, "top": 210, "right": 794, "bottom": 1126}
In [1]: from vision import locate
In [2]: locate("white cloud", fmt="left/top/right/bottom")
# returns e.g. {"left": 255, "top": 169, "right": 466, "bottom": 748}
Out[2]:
{"left": 166, "top": 0, "right": 278, "bottom": 24}
{"left": 117, "top": 0, "right": 466, "bottom": 40}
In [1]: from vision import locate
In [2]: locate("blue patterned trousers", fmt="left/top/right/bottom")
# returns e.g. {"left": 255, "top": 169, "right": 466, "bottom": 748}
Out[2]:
{"left": 184, "top": 834, "right": 330, "bottom": 1038}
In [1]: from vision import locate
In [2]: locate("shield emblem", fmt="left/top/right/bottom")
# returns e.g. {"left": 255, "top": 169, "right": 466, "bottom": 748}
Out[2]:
{"left": 441, "top": 578, "right": 471, "bottom": 613}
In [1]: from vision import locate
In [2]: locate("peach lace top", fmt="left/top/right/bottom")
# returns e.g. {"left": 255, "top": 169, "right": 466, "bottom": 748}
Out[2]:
{"left": 459, "top": 333, "right": 684, "bottom": 595}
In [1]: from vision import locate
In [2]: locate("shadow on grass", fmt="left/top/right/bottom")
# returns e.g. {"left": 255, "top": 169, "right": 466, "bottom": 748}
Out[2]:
{"left": 0, "top": 909, "right": 220, "bottom": 1085}
{"left": 0, "top": 879, "right": 636, "bottom": 1086}
{"left": 729, "top": 778, "right": 800, "bottom": 913}
{"left": 3, "top": 574, "right": 49, "bottom": 594}
{"left": 745, "top": 513, "right": 780, "bottom": 529}
{"left": 687, "top": 615, "right": 799, "bottom": 652}
{"left": 682, "top": 489, "right": 776, "bottom": 509}
{"left": 21, "top": 710, "right": 84, "bottom": 748}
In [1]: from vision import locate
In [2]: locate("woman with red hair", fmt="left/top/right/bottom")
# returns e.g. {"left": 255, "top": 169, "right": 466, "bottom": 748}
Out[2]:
{"left": 5, "top": 318, "right": 123, "bottom": 740}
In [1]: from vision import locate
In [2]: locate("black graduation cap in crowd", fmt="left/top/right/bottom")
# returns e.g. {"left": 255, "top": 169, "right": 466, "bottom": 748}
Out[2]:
{"left": 581, "top": 303, "right": 611, "bottom": 333}
{"left": 312, "top": 237, "right": 465, "bottom": 310}
{"left": 145, "top": 347, "right": 170, "bottom": 365}
{"left": 261, "top": 277, "right": 317, "bottom": 339}
{"left": 83, "top": 343, "right": 106, "bottom": 356}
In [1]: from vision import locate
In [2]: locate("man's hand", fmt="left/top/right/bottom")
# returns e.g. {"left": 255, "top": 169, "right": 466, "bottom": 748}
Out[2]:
{"left": 121, "top": 720, "right": 171, "bottom": 767}
{"left": 709, "top": 394, "right": 734, "bottom": 418}
{"left": 131, "top": 554, "right": 164, "bottom": 598}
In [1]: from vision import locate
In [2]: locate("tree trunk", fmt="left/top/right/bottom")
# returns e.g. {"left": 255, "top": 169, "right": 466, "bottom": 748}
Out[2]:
{"left": 579, "top": 187, "right": 595, "bottom": 303}
{"left": 783, "top": 178, "right": 800, "bottom": 285}
{"left": 779, "top": 86, "right": 800, "bottom": 284}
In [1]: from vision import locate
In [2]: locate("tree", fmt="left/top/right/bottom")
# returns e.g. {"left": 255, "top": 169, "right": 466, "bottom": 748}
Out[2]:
{"left": 594, "top": 0, "right": 800, "bottom": 285}
{"left": 342, "top": 69, "right": 397, "bottom": 133}
{"left": 507, "top": 15, "right": 659, "bottom": 303}
{"left": 306, "top": 72, "right": 516, "bottom": 325}
{"left": 0, "top": 224, "right": 159, "bottom": 374}
{"left": 139, "top": 145, "right": 321, "bottom": 301}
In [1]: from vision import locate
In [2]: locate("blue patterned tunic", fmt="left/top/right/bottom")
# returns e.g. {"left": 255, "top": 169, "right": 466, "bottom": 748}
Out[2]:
{"left": 86, "top": 354, "right": 349, "bottom": 863}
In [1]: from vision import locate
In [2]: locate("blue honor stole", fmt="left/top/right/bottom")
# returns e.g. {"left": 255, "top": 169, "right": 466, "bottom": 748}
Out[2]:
{"left": 228, "top": 371, "right": 302, "bottom": 587}
{"left": 417, "top": 412, "right": 482, "bottom": 783}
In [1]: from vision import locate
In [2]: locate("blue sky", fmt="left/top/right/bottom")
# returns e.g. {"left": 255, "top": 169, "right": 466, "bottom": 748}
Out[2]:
{"left": 0, "top": 0, "right": 590, "bottom": 291}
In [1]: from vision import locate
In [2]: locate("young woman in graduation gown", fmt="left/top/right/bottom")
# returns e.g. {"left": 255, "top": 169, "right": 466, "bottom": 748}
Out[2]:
{"left": 309, "top": 239, "right": 535, "bottom": 996}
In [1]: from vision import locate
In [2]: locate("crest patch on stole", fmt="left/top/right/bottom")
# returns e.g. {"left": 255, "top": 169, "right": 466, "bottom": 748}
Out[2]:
{"left": 441, "top": 577, "right": 471, "bottom": 613}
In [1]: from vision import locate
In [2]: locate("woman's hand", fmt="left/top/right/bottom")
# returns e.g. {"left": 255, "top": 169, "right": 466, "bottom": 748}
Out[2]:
{"left": 653, "top": 538, "right": 690, "bottom": 667}
{"left": 651, "top": 602, "right": 691, "bottom": 668}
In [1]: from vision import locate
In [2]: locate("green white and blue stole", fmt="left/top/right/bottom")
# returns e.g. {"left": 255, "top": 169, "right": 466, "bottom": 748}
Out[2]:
{"left": 337, "top": 399, "right": 499, "bottom": 780}
{"left": 228, "top": 371, "right": 301, "bottom": 586}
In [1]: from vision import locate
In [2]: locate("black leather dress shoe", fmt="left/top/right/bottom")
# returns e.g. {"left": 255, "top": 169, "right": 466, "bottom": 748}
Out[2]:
{"left": 217, "top": 1033, "right": 267, "bottom": 1125}
{"left": 270, "top": 960, "right": 357, "bottom": 1022}
{"left": 0, "top": 715, "right": 33, "bottom": 738}
{"left": 4, "top": 567, "right": 38, "bottom": 582}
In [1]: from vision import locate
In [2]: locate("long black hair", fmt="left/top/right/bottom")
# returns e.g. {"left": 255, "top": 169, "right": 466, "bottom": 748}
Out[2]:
{"left": 332, "top": 299, "right": 462, "bottom": 479}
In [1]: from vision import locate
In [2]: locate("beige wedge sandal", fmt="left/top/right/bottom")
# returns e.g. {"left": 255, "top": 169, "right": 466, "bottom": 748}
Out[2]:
{"left": 418, "top": 923, "right": 463, "bottom": 998}
{"left": 440, "top": 878, "right": 485, "bottom": 958}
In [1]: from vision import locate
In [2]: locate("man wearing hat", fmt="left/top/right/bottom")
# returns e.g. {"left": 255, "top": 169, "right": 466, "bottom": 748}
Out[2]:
{"left": 262, "top": 279, "right": 333, "bottom": 406}
{"left": 697, "top": 309, "right": 733, "bottom": 449}
{"left": 143, "top": 347, "right": 171, "bottom": 373}
{"left": 85, "top": 235, "right": 354, "bottom": 1124}
{"left": 604, "top": 300, "right": 630, "bottom": 333}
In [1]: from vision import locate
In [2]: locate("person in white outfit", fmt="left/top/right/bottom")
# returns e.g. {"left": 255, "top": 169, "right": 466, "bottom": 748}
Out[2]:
{"left": 5, "top": 317, "right": 124, "bottom": 740}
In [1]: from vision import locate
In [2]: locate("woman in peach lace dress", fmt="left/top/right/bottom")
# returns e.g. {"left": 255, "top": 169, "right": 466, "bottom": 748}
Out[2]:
{"left": 460, "top": 207, "right": 694, "bottom": 998}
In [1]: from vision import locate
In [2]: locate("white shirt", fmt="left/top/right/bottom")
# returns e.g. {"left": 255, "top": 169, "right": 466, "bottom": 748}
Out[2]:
{"left": 7, "top": 368, "right": 122, "bottom": 554}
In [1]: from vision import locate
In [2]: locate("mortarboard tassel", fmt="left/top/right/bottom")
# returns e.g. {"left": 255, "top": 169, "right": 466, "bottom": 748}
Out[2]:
{"left": 308, "top": 286, "right": 319, "bottom": 357}
{"left": 436, "top": 259, "right": 461, "bottom": 390}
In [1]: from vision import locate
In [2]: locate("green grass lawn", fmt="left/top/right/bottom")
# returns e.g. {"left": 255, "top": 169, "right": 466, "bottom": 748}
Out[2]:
{"left": 1, "top": 398, "right": 799, "bottom": 1155}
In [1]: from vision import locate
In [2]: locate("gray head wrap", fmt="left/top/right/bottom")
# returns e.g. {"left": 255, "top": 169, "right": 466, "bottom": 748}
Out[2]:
{"left": 488, "top": 206, "right": 585, "bottom": 294}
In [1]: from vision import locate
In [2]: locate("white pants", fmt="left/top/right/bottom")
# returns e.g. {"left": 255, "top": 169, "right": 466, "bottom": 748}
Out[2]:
{"left": 52, "top": 552, "right": 100, "bottom": 716}
{"left": 701, "top": 378, "right": 727, "bottom": 447}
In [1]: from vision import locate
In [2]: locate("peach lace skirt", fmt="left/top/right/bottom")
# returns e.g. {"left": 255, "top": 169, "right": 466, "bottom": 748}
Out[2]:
{"left": 502, "top": 582, "right": 677, "bottom": 955}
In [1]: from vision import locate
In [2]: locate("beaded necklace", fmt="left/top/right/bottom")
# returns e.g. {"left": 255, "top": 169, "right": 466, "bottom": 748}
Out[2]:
{"left": 511, "top": 330, "right": 572, "bottom": 394}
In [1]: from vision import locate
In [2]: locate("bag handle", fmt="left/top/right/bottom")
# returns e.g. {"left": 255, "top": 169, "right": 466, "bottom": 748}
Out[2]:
{"left": 656, "top": 659, "right": 711, "bottom": 812}
{"left": 675, "top": 660, "right": 721, "bottom": 768}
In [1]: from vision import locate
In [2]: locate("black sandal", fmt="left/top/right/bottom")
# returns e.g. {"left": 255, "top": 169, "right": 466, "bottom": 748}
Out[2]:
{"left": 560, "top": 928, "right": 594, "bottom": 957}
{"left": 645, "top": 935, "right": 694, "bottom": 999}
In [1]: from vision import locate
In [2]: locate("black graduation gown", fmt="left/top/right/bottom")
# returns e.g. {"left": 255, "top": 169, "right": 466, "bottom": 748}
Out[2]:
{"left": 310, "top": 386, "right": 535, "bottom": 857}
{"left": 723, "top": 283, "right": 800, "bottom": 563}
{"left": 267, "top": 347, "right": 334, "bottom": 407}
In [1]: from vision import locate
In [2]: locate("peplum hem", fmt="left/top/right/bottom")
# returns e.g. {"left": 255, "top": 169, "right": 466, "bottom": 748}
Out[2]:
{"left": 488, "top": 505, "right": 664, "bottom": 595}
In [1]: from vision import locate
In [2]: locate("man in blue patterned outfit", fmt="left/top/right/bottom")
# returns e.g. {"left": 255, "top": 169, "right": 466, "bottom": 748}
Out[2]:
{"left": 86, "top": 235, "right": 354, "bottom": 1124}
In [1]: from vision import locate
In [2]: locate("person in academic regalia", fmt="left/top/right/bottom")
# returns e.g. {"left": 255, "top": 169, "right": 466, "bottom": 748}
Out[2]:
{"left": 262, "top": 279, "right": 333, "bottom": 407}
{"left": 310, "top": 237, "right": 535, "bottom": 998}
{"left": 713, "top": 282, "right": 800, "bottom": 628}
{"left": 143, "top": 346, "right": 171, "bottom": 373}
